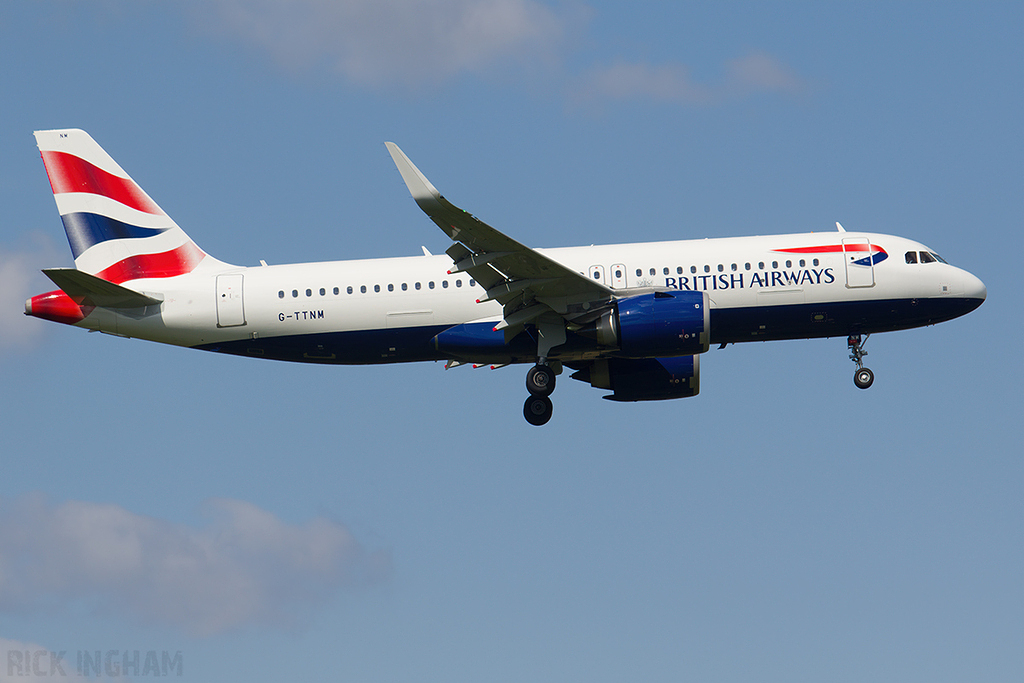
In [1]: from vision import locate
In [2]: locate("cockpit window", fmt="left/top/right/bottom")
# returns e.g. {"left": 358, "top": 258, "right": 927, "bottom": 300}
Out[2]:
{"left": 919, "top": 251, "right": 936, "bottom": 264}
{"left": 905, "top": 251, "right": 918, "bottom": 264}
{"left": 931, "top": 252, "right": 947, "bottom": 264}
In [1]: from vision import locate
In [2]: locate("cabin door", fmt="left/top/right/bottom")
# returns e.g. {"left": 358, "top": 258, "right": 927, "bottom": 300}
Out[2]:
{"left": 842, "top": 238, "right": 875, "bottom": 288}
{"left": 216, "top": 274, "right": 246, "bottom": 327}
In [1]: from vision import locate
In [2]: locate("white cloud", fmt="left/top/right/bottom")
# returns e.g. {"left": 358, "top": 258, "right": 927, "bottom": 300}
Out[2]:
{"left": 577, "top": 52, "right": 805, "bottom": 106}
{"left": 0, "top": 236, "right": 66, "bottom": 357}
{"left": 198, "top": 0, "right": 564, "bottom": 86}
{"left": 0, "top": 496, "right": 390, "bottom": 636}
{"left": 188, "top": 3, "right": 808, "bottom": 106}
{"left": 577, "top": 61, "right": 714, "bottom": 105}
{"left": 724, "top": 51, "right": 805, "bottom": 95}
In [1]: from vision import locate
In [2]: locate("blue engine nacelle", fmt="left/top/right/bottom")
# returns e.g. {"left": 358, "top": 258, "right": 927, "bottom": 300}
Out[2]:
{"left": 570, "top": 355, "right": 700, "bottom": 401}
{"left": 583, "top": 290, "right": 710, "bottom": 358}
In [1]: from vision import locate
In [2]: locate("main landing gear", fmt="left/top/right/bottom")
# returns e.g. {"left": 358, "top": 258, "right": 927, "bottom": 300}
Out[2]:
{"left": 522, "top": 318, "right": 566, "bottom": 426}
{"left": 523, "top": 364, "right": 555, "bottom": 426}
{"left": 848, "top": 334, "right": 874, "bottom": 389}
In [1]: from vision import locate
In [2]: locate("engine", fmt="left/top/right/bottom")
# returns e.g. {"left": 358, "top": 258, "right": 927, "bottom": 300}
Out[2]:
{"left": 579, "top": 290, "right": 710, "bottom": 358}
{"left": 570, "top": 355, "right": 700, "bottom": 401}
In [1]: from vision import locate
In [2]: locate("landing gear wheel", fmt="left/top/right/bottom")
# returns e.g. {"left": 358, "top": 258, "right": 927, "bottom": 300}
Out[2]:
{"left": 526, "top": 364, "right": 556, "bottom": 397}
{"left": 523, "top": 395, "right": 553, "bottom": 426}
{"left": 854, "top": 367, "right": 874, "bottom": 389}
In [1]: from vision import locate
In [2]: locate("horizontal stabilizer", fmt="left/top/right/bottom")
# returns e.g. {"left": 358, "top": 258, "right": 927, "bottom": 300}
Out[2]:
{"left": 43, "top": 268, "right": 163, "bottom": 308}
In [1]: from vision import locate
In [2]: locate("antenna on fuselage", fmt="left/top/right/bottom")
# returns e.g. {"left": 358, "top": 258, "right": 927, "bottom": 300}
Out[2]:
{"left": 836, "top": 222, "right": 846, "bottom": 232}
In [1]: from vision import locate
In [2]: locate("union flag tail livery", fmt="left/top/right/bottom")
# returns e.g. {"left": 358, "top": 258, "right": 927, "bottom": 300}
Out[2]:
{"left": 25, "top": 130, "right": 986, "bottom": 425}
{"left": 34, "top": 129, "right": 223, "bottom": 280}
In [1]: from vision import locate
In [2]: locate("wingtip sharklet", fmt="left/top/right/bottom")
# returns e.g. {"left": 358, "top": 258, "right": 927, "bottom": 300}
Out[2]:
{"left": 385, "top": 142, "right": 442, "bottom": 206}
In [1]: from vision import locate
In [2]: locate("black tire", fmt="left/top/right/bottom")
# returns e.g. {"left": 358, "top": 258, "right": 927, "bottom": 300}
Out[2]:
{"left": 526, "top": 364, "right": 556, "bottom": 397}
{"left": 854, "top": 367, "right": 874, "bottom": 389}
{"left": 523, "top": 395, "right": 553, "bottom": 426}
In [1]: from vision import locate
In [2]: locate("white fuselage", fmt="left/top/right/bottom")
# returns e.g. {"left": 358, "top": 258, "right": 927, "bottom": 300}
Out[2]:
{"left": 71, "top": 230, "right": 986, "bottom": 366}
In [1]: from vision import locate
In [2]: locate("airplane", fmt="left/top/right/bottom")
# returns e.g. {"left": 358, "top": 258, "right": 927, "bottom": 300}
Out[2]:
{"left": 25, "top": 129, "right": 986, "bottom": 425}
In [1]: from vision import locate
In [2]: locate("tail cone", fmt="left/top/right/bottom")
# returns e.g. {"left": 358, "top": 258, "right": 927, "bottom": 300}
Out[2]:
{"left": 25, "top": 290, "right": 92, "bottom": 325}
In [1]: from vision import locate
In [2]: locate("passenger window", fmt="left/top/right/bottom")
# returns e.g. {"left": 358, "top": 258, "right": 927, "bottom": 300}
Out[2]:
{"left": 292, "top": 290, "right": 298, "bottom": 298}
{"left": 905, "top": 251, "right": 918, "bottom": 264}
{"left": 649, "top": 268, "right": 656, "bottom": 276}
{"left": 360, "top": 285, "right": 366, "bottom": 294}
{"left": 920, "top": 251, "right": 936, "bottom": 263}
{"left": 592, "top": 271, "right": 600, "bottom": 279}
{"left": 758, "top": 262, "right": 765, "bottom": 270}
{"left": 690, "top": 266, "right": 696, "bottom": 274}
{"left": 704, "top": 265, "right": 710, "bottom": 273}
{"left": 469, "top": 279, "right": 475, "bottom": 286}
{"left": 319, "top": 288, "right": 326, "bottom": 296}
{"left": 401, "top": 283, "right": 408, "bottom": 291}
{"left": 785, "top": 260, "right": 792, "bottom": 268}
{"left": 278, "top": 290, "right": 285, "bottom": 299}
{"left": 456, "top": 280, "right": 462, "bottom": 287}
{"left": 731, "top": 263, "right": 737, "bottom": 271}
{"left": 717, "top": 264, "right": 724, "bottom": 272}
{"left": 429, "top": 281, "right": 435, "bottom": 289}
{"left": 772, "top": 261, "right": 778, "bottom": 269}
{"left": 799, "top": 259, "right": 805, "bottom": 267}
{"left": 635, "top": 269, "right": 642, "bottom": 277}
{"left": 374, "top": 285, "right": 380, "bottom": 293}
{"left": 744, "top": 263, "right": 751, "bottom": 271}
{"left": 614, "top": 269, "right": 622, "bottom": 278}
{"left": 415, "top": 282, "right": 421, "bottom": 290}
{"left": 676, "top": 266, "right": 683, "bottom": 274}
{"left": 306, "top": 289, "right": 312, "bottom": 297}
{"left": 387, "top": 284, "right": 394, "bottom": 292}
{"left": 663, "top": 267, "right": 669, "bottom": 275}
{"left": 813, "top": 258, "right": 819, "bottom": 267}
{"left": 442, "top": 281, "right": 449, "bottom": 288}
{"left": 347, "top": 286, "right": 353, "bottom": 294}
{"left": 333, "top": 287, "right": 339, "bottom": 295}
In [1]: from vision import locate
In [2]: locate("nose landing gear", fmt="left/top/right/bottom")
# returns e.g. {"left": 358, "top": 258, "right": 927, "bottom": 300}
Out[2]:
{"left": 848, "top": 334, "right": 874, "bottom": 389}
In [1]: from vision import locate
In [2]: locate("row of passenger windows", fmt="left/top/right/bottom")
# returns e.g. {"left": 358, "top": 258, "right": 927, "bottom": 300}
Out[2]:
{"left": 905, "top": 251, "right": 946, "bottom": 264}
{"left": 279, "top": 279, "right": 476, "bottom": 299}
{"left": 281, "top": 257, "right": 831, "bottom": 298}
{"left": 620, "top": 259, "right": 821, "bottom": 280}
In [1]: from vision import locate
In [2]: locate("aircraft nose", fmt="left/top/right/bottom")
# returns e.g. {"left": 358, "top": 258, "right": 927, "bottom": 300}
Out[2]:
{"left": 963, "top": 271, "right": 987, "bottom": 302}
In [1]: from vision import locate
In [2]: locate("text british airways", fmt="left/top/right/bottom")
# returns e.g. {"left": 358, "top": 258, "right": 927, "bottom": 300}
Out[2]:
{"left": 665, "top": 267, "right": 835, "bottom": 291}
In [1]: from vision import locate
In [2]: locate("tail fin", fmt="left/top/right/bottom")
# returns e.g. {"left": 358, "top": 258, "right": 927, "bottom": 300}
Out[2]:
{"left": 34, "top": 129, "right": 225, "bottom": 283}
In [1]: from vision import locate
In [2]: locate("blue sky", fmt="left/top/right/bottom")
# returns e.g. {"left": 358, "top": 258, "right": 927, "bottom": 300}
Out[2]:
{"left": 1, "top": 1, "right": 1021, "bottom": 681}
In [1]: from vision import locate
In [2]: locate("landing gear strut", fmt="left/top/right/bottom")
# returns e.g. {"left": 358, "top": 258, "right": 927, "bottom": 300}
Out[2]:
{"left": 523, "top": 363, "right": 555, "bottom": 425}
{"left": 848, "top": 334, "right": 874, "bottom": 389}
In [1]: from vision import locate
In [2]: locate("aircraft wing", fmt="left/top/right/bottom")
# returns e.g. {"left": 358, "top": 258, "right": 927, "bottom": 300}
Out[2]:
{"left": 386, "top": 143, "right": 615, "bottom": 335}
